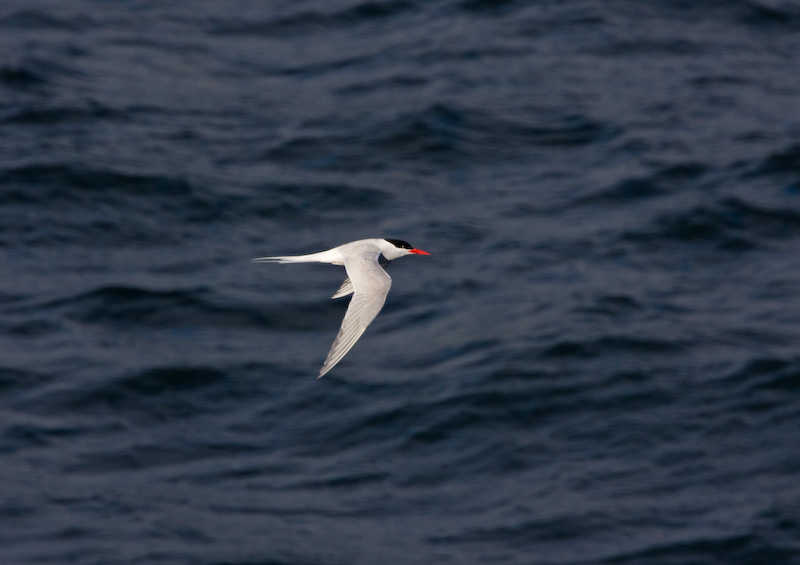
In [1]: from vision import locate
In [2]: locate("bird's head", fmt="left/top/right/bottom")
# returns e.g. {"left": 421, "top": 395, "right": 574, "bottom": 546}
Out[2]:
{"left": 382, "top": 238, "right": 430, "bottom": 260}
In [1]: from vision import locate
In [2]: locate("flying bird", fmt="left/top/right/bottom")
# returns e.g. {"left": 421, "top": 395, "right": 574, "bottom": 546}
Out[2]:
{"left": 253, "top": 238, "right": 430, "bottom": 377}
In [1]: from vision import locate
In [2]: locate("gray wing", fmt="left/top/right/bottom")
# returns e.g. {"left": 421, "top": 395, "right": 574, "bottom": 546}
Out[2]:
{"left": 319, "top": 255, "right": 392, "bottom": 377}
{"left": 331, "top": 257, "right": 391, "bottom": 299}
{"left": 331, "top": 278, "right": 355, "bottom": 299}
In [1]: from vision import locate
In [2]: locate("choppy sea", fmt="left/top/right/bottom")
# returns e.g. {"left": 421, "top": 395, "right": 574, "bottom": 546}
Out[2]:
{"left": 2, "top": 1, "right": 800, "bottom": 564}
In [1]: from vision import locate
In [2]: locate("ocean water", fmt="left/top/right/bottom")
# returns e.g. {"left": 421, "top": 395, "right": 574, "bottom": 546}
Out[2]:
{"left": 2, "top": 1, "right": 800, "bottom": 564}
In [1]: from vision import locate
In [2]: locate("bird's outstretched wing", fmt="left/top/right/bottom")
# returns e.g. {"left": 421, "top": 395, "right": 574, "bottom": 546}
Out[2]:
{"left": 331, "top": 257, "right": 391, "bottom": 299}
{"left": 319, "top": 254, "right": 392, "bottom": 377}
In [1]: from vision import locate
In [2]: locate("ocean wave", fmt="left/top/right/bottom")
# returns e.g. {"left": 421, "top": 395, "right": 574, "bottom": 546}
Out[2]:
{"left": 208, "top": 1, "right": 413, "bottom": 37}
{"left": 621, "top": 196, "right": 800, "bottom": 249}
{"left": 25, "top": 285, "right": 333, "bottom": 332}
{"left": 0, "top": 9, "right": 95, "bottom": 32}
{"left": 574, "top": 163, "right": 708, "bottom": 206}
{"left": 749, "top": 143, "right": 800, "bottom": 177}
{"left": 264, "top": 103, "right": 616, "bottom": 171}
{"left": 1, "top": 103, "right": 122, "bottom": 125}
{"left": 0, "top": 164, "right": 215, "bottom": 246}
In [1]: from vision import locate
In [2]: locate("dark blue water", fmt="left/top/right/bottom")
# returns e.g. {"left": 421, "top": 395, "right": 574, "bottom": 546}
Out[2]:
{"left": 3, "top": 1, "right": 800, "bottom": 563}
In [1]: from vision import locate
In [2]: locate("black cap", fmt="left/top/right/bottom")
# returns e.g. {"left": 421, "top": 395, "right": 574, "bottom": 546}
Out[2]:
{"left": 385, "top": 239, "right": 414, "bottom": 250}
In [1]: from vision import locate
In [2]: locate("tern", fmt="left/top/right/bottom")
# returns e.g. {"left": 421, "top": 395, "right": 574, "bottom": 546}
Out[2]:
{"left": 253, "top": 238, "right": 430, "bottom": 377}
